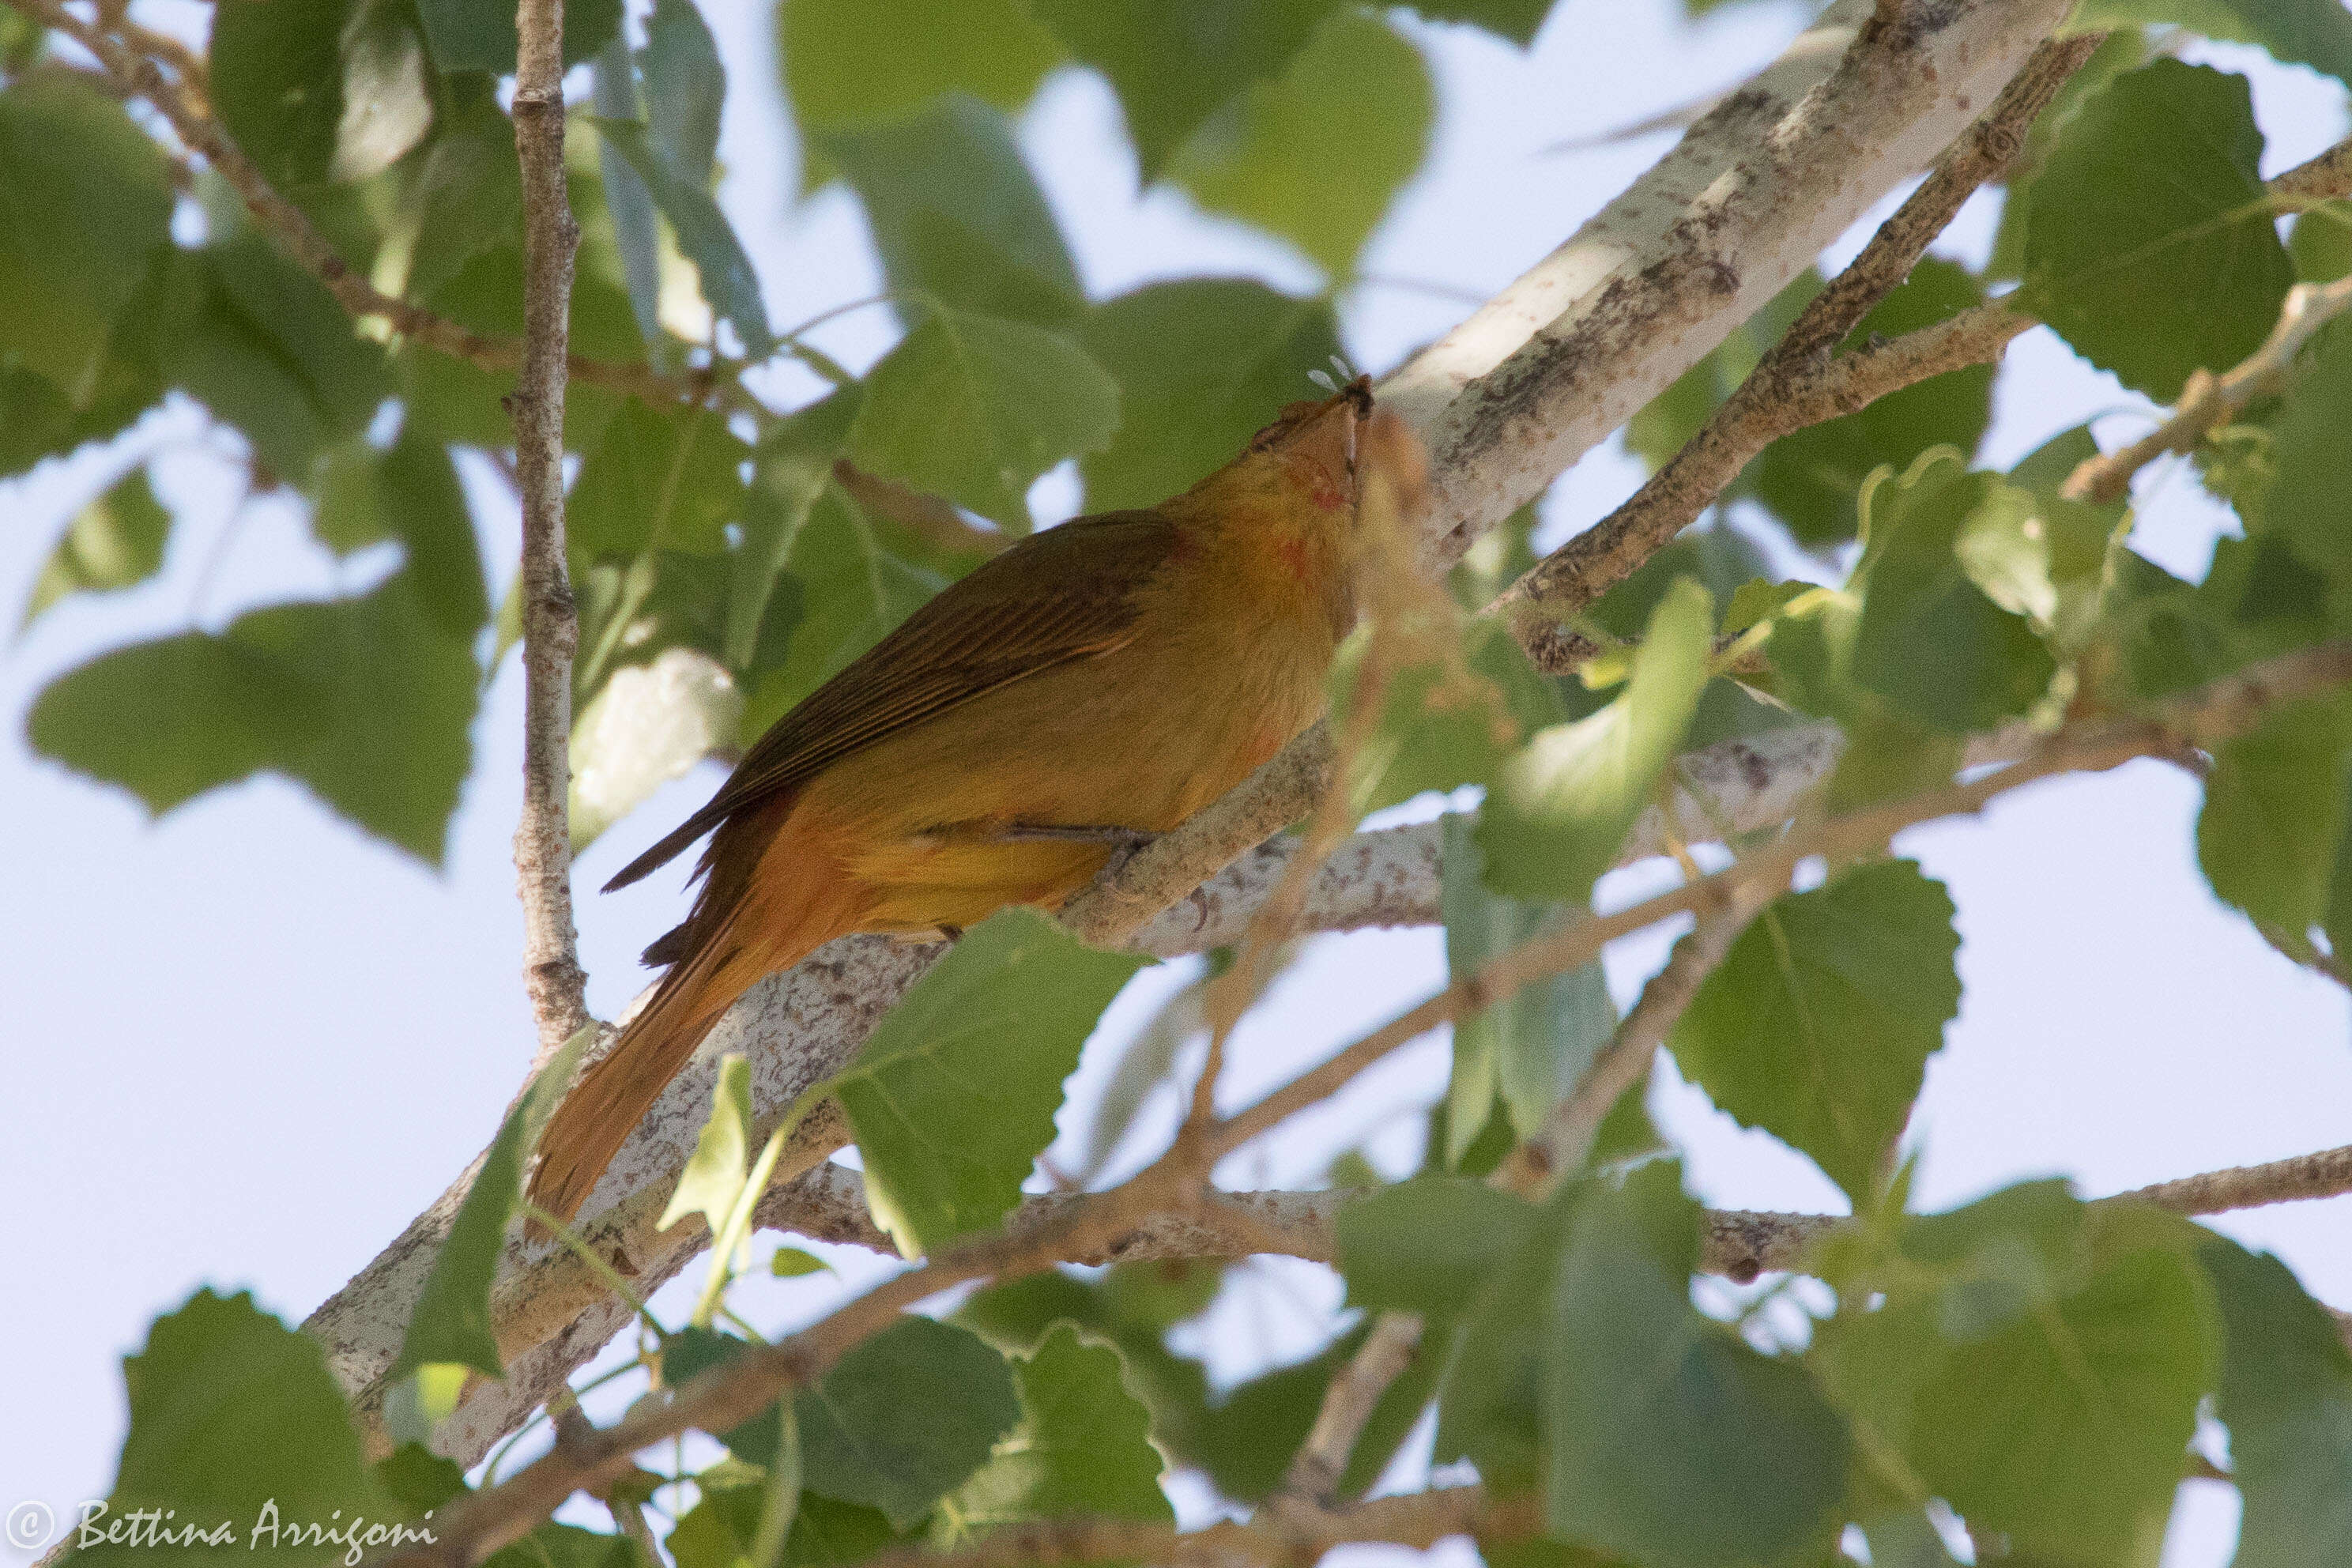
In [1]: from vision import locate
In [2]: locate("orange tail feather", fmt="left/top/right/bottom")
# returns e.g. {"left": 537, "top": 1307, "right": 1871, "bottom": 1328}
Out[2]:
{"left": 529, "top": 805, "right": 861, "bottom": 1226}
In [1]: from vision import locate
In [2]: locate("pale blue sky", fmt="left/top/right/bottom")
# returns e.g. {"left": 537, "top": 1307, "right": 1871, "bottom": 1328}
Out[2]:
{"left": 3, "top": 5, "right": 2348, "bottom": 1563}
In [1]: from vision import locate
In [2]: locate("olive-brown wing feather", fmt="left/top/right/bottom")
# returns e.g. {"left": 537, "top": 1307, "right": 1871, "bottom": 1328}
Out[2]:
{"left": 601, "top": 509, "right": 1179, "bottom": 892}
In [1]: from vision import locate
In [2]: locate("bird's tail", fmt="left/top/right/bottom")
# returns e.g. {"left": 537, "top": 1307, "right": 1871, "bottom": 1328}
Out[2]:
{"left": 528, "top": 808, "right": 858, "bottom": 1227}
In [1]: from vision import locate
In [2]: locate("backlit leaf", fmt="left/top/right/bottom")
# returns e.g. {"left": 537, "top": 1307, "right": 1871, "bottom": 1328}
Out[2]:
{"left": 1671, "top": 859, "right": 1959, "bottom": 1204}
{"left": 2024, "top": 60, "right": 2293, "bottom": 400}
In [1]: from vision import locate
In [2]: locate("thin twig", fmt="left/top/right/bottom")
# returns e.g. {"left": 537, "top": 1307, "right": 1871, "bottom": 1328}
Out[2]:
{"left": 2267, "top": 132, "right": 2352, "bottom": 209}
{"left": 509, "top": 0, "right": 591, "bottom": 1054}
{"left": 2116, "top": 1142, "right": 2352, "bottom": 1215}
{"left": 2063, "top": 273, "right": 2352, "bottom": 503}
{"left": 1495, "top": 34, "right": 2102, "bottom": 649}
{"left": 1272, "top": 1310, "right": 1428, "bottom": 1511}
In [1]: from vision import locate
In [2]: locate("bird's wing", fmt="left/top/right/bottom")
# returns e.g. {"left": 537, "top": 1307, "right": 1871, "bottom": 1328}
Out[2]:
{"left": 602, "top": 508, "right": 1180, "bottom": 892}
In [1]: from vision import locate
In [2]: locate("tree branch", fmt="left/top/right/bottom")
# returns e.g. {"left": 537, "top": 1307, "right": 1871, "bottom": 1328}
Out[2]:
{"left": 1497, "top": 32, "right": 2101, "bottom": 647}
{"left": 2063, "top": 272, "right": 2352, "bottom": 503}
{"left": 1505, "top": 115, "right": 2352, "bottom": 673}
{"left": 508, "top": 0, "right": 591, "bottom": 1054}
{"left": 2267, "top": 132, "right": 2352, "bottom": 209}
{"left": 771, "top": 1133, "right": 2352, "bottom": 1283}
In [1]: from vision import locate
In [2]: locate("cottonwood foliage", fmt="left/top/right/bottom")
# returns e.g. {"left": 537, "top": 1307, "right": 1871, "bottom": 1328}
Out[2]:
{"left": 14, "top": 0, "right": 2352, "bottom": 1565}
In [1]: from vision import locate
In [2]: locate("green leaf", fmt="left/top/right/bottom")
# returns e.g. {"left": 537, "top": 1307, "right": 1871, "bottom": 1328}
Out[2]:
{"left": 1476, "top": 577, "right": 1713, "bottom": 899}
{"left": 849, "top": 304, "right": 1121, "bottom": 527}
{"left": 1167, "top": 9, "right": 1434, "bottom": 277}
{"left": 772, "top": 1246, "right": 833, "bottom": 1277}
{"left": 823, "top": 96, "right": 1084, "bottom": 328}
{"left": 2023, "top": 59, "right": 2293, "bottom": 401}
{"left": 390, "top": 1028, "right": 592, "bottom": 1381}
{"left": 1035, "top": 0, "right": 1341, "bottom": 180}
{"left": 210, "top": 220, "right": 399, "bottom": 430}
{"left": 1747, "top": 258, "right": 1996, "bottom": 546}
{"left": 2197, "top": 689, "right": 2352, "bottom": 935}
{"left": 730, "top": 390, "right": 865, "bottom": 669}
{"left": 1077, "top": 279, "right": 1342, "bottom": 511}
{"left": 1849, "top": 450, "right": 2056, "bottom": 733}
{"left": 410, "top": 0, "right": 622, "bottom": 74}
{"left": 141, "top": 243, "right": 390, "bottom": 477}
{"left": 2199, "top": 1239, "right": 2352, "bottom": 1568}
{"left": 739, "top": 484, "right": 946, "bottom": 742}
{"left": 594, "top": 117, "right": 776, "bottom": 356}
{"left": 645, "top": 0, "right": 726, "bottom": 184}
{"left": 0, "top": 74, "right": 175, "bottom": 390}
{"left": 391, "top": 99, "right": 526, "bottom": 304}
{"left": 1544, "top": 1163, "right": 1849, "bottom": 1567}
{"left": 1815, "top": 1193, "right": 2217, "bottom": 1566}
{"left": 21, "top": 465, "right": 171, "bottom": 631}
{"left": 2068, "top": 0, "right": 2352, "bottom": 93}
{"left": 1440, "top": 815, "right": 1616, "bottom": 1167}
{"left": 1962, "top": 443, "right": 2119, "bottom": 651}
{"left": 1671, "top": 859, "right": 1959, "bottom": 1205}
{"left": 2290, "top": 202, "right": 2352, "bottom": 282}
{"left": 957, "top": 1268, "right": 1219, "bottom": 1475}
{"left": 2260, "top": 318, "right": 2352, "bottom": 584}
{"left": 81, "top": 1289, "right": 386, "bottom": 1568}
{"left": 0, "top": 352, "right": 162, "bottom": 483}
{"left": 1336, "top": 1176, "right": 1539, "bottom": 1316}
{"left": 661, "top": 1053, "right": 757, "bottom": 1236}
{"left": 796, "top": 1317, "right": 1023, "bottom": 1527}
{"left": 1908, "top": 1229, "right": 2214, "bottom": 1560}
{"left": 943, "top": 1325, "right": 1172, "bottom": 1532}
{"left": 671, "top": 1481, "right": 895, "bottom": 1568}
{"left": 28, "top": 574, "right": 480, "bottom": 864}
{"left": 835, "top": 908, "right": 1148, "bottom": 1256}
{"left": 1432, "top": 1189, "right": 1575, "bottom": 1491}
{"left": 1988, "top": 29, "right": 2151, "bottom": 283}
{"left": 310, "top": 429, "right": 490, "bottom": 639}
{"left": 571, "top": 398, "right": 750, "bottom": 568}
{"left": 1396, "top": 0, "right": 1559, "bottom": 45}
{"left": 779, "top": 0, "right": 1060, "bottom": 138}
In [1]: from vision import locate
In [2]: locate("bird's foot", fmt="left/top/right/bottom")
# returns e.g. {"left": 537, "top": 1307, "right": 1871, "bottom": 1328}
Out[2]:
{"left": 1000, "top": 822, "right": 1159, "bottom": 880}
